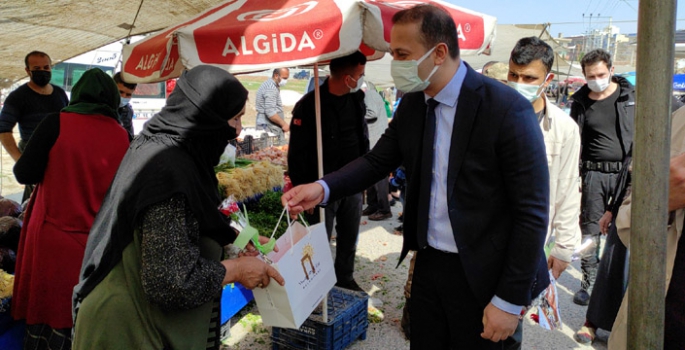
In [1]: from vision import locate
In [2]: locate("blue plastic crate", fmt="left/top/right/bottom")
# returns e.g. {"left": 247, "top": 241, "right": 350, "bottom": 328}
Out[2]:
{"left": 0, "top": 298, "right": 24, "bottom": 350}
{"left": 221, "top": 283, "right": 253, "bottom": 324}
{"left": 220, "top": 283, "right": 254, "bottom": 340}
{"left": 271, "top": 287, "right": 369, "bottom": 350}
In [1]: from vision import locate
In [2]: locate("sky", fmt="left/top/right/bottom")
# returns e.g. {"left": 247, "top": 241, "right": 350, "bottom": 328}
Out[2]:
{"left": 445, "top": 0, "right": 685, "bottom": 37}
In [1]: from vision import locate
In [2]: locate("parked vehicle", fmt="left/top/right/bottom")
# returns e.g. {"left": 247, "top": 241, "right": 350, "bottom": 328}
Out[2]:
{"left": 50, "top": 42, "right": 166, "bottom": 118}
{"left": 293, "top": 70, "right": 310, "bottom": 80}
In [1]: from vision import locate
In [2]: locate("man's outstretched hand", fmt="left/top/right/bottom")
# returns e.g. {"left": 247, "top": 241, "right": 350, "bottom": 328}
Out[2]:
{"left": 281, "top": 183, "right": 325, "bottom": 216}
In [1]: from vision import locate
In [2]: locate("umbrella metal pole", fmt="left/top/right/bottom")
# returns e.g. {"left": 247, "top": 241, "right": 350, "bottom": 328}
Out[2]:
{"left": 629, "top": 0, "right": 676, "bottom": 348}
{"left": 313, "top": 63, "right": 328, "bottom": 323}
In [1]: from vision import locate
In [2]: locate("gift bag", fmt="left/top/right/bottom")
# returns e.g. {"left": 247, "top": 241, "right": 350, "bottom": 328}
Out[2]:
{"left": 252, "top": 211, "right": 336, "bottom": 329}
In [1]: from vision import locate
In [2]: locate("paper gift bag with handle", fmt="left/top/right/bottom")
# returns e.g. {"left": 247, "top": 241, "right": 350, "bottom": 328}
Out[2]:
{"left": 253, "top": 211, "right": 336, "bottom": 329}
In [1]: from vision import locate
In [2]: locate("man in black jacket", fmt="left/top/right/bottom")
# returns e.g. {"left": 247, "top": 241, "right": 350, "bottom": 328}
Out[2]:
{"left": 113, "top": 72, "right": 137, "bottom": 140}
{"left": 287, "top": 51, "right": 368, "bottom": 292}
{"left": 569, "top": 49, "right": 635, "bottom": 306}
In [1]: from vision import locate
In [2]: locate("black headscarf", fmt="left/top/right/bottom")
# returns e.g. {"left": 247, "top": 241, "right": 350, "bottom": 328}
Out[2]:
{"left": 62, "top": 68, "right": 120, "bottom": 120}
{"left": 74, "top": 66, "right": 248, "bottom": 308}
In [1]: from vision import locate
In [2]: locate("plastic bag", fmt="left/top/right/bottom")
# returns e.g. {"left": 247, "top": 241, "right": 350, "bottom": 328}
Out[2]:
{"left": 529, "top": 270, "right": 562, "bottom": 330}
{"left": 218, "top": 144, "right": 237, "bottom": 167}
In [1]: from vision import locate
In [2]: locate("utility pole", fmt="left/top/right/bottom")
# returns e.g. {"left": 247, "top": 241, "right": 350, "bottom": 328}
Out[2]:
{"left": 629, "top": 0, "right": 676, "bottom": 348}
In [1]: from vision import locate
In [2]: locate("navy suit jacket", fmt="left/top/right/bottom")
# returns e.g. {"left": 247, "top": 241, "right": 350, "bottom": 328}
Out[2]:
{"left": 323, "top": 62, "right": 550, "bottom": 307}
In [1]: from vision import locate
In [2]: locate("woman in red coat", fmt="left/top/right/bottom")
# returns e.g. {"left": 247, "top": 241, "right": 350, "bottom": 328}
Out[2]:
{"left": 11, "top": 68, "right": 129, "bottom": 349}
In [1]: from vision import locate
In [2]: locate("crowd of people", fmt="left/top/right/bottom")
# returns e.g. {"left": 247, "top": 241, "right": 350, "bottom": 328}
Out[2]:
{"left": 0, "top": 3, "right": 683, "bottom": 350}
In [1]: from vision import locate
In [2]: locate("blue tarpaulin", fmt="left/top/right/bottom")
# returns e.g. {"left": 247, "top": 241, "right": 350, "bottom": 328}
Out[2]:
{"left": 621, "top": 74, "right": 685, "bottom": 91}
{"left": 674, "top": 74, "right": 685, "bottom": 91}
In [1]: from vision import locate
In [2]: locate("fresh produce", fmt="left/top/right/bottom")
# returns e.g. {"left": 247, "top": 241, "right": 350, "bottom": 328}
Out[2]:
{"left": 214, "top": 158, "right": 253, "bottom": 173}
{"left": 0, "top": 216, "right": 21, "bottom": 251}
{"left": 0, "top": 199, "right": 21, "bottom": 218}
{"left": 0, "top": 269, "right": 14, "bottom": 299}
{"left": 243, "top": 190, "right": 291, "bottom": 239}
{"left": 216, "top": 161, "right": 284, "bottom": 202}
{"left": 0, "top": 248, "right": 15, "bottom": 274}
{"left": 242, "top": 145, "right": 288, "bottom": 167}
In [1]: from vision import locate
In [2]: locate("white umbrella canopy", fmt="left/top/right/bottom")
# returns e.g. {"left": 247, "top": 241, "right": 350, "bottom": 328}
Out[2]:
{"left": 121, "top": 0, "right": 496, "bottom": 83}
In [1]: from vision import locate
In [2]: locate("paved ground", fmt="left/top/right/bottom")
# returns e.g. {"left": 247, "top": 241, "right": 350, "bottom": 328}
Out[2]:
{"left": 223, "top": 202, "right": 611, "bottom": 350}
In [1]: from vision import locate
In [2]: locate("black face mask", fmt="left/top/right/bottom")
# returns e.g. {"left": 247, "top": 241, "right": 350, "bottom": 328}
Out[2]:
{"left": 30, "top": 70, "right": 51, "bottom": 87}
{"left": 226, "top": 124, "right": 238, "bottom": 141}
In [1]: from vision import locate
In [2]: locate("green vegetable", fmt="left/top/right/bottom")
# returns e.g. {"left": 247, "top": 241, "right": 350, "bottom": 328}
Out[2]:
{"left": 234, "top": 158, "right": 254, "bottom": 168}
{"left": 242, "top": 190, "right": 295, "bottom": 239}
{"left": 213, "top": 158, "right": 253, "bottom": 174}
{"left": 214, "top": 162, "right": 233, "bottom": 173}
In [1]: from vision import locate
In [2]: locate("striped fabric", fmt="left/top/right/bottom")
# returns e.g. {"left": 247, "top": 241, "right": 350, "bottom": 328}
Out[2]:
{"left": 206, "top": 298, "right": 221, "bottom": 350}
{"left": 255, "top": 78, "right": 283, "bottom": 126}
{"left": 24, "top": 324, "right": 72, "bottom": 350}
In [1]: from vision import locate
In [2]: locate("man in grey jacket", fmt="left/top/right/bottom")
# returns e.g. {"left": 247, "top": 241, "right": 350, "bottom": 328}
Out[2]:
{"left": 256, "top": 68, "right": 290, "bottom": 145}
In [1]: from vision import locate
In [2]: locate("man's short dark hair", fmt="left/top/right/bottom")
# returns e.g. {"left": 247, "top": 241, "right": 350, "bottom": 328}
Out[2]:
{"left": 510, "top": 37, "right": 554, "bottom": 74}
{"left": 24, "top": 51, "right": 52, "bottom": 68}
{"left": 113, "top": 72, "right": 137, "bottom": 90}
{"left": 329, "top": 51, "right": 367, "bottom": 78}
{"left": 392, "top": 4, "right": 460, "bottom": 59}
{"left": 581, "top": 49, "right": 612, "bottom": 74}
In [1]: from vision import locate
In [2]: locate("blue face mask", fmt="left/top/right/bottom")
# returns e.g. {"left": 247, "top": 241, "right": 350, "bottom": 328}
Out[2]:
{"left": 390, "top": 46, "right": 439, "bottom": 93}
{"left": 119, "top": 97, "right": 131, "bottom": 107}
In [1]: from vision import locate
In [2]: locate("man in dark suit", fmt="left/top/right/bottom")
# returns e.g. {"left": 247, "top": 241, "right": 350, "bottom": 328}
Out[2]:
{"left": 282, "top": 4, "right": 550, "bottom": 348}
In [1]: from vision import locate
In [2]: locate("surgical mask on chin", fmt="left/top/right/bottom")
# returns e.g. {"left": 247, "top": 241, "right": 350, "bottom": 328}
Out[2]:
{"left": 348, "top": 75, "right": 364, "bottom": 93}
{"left": 119, "top": 97, "right": 131, "bottom": 107}
{"left": 587, "top": 76, "right": 611, "bottom": 93}
{"left": 391, "top": 46, "right": 439, "bottom": 93}
{"left": 279, "top": 78, "right": 288, "bottom": 87}
{"left": 507, "top": 75, "right": 549, "bottom": 103}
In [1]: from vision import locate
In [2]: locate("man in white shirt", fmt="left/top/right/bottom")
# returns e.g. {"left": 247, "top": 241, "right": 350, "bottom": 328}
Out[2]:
{"left": 507, "top": 37, "right": 582, "bottom": 279}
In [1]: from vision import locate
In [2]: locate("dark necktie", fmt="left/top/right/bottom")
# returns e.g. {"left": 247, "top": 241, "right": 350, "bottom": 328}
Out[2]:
{"left": 416, "top": 98, "right": 439, "bottom": 249}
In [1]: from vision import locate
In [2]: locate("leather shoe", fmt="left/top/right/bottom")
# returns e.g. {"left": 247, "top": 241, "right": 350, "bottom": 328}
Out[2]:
{"left": 369, "top": 212, "right": 392, "bottom": 221}
{"left": 573, "top": 290, "right": 591, "bottom": 306}
{"left": 362, "top": 207, "right": 377, "bottom": 216}
{"left": 393, "top": 224, "right": 403, "bottom": 235}
{"left": 335, "top": 279, "right": 365, "bottom": 293}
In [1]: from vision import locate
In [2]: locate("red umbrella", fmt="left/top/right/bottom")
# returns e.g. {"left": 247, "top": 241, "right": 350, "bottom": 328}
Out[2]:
{"left": 121, "top": 0, "right": 496, "bottom": 83}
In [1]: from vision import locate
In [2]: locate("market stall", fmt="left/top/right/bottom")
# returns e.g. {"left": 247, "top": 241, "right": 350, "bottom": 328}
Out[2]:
{"left": 0, "top": 199, "right": 26, "bottom": 350}
{"left": 212, "top": 145, "right": 292, "bottom": 333}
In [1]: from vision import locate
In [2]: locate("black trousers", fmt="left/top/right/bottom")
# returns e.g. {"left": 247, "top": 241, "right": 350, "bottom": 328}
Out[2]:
{"left": 305, "top": 193, "right": 362, "bottom": 282}
{"left": 365, "top": 176, "right": 390, "bottom": 214}
{"left": 586, "top": 223, "right": 628, "bottom": 330}
{"left": 665, "top": 230, "right": 685, "bottom": 349}
{"left": 411, "top": 246, "right": 521, "bottom": 350}
{"left": 580, "top": 170, "right": 620, "bottom": 291}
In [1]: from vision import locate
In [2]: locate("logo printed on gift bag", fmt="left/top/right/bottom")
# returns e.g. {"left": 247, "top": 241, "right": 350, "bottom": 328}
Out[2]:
{"left": 299, "top": 243, "right": 323, "bottom": 289}
{"left": 301, "top": 244, "right": 315, "bottom": 279}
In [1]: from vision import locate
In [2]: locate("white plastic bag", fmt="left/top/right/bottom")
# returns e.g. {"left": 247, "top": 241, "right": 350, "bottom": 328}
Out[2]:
{"left": 218, "top": 143, "right": 236, "bottom": 167}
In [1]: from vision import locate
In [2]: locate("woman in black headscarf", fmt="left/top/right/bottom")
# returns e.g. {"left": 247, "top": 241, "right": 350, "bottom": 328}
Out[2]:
{"left": 72, "top": 66, "right": 284, "bottom": 350}
{"left": 11, "top": 68, "right": 129, "bottom": 350}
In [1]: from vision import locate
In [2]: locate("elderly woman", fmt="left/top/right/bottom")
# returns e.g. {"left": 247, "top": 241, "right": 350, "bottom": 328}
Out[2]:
{"left": 11, "top": 68, "right": 130, "bottom": 349}
{"left": 72, "top": 66, "right": 284, "bottom": 350}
